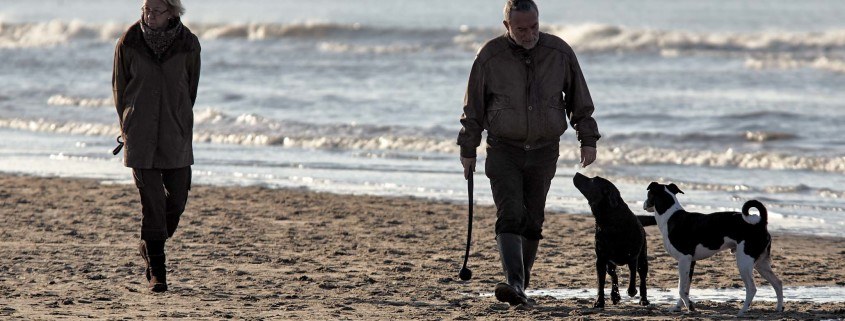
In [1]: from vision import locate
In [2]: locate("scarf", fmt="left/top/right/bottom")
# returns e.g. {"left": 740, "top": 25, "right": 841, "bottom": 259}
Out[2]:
{"left": 140, "top": 17, "right": 184, "bottom": 58}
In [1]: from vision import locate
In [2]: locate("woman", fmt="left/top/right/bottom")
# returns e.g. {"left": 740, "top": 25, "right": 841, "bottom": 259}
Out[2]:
{"left": 112, "top": 0, "right": 200, "bottom": 293}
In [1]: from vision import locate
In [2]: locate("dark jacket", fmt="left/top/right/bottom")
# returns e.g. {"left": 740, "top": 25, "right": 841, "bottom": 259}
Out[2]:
{"left": 113, "top": 21, "right": 201, "bottom": 169}
{"left": 457, "top": 32, "right": 600, "bottom": 158}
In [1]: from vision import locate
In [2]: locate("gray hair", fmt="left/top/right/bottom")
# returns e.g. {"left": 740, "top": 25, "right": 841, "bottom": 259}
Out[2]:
{"left": 164, "top": 0, "right": 186, "bottom": 16}
{"left": 503, "top": 0, "right": 539, "bottom": 21}
{"left": 142, "top": 0, "right": 186, "bottom": 16}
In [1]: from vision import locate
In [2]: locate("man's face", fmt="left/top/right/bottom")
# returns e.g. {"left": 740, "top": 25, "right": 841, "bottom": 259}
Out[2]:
{"left": 504, "top": 9, "right": 539, "bottom": 50}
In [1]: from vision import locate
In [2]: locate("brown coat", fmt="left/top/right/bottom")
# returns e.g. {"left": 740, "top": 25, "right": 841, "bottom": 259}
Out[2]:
{"left": 457, "top": 33, "right": 600, "bottom": 158}
{"left": 112, "top": 21, "right": 201, "bottom": 169}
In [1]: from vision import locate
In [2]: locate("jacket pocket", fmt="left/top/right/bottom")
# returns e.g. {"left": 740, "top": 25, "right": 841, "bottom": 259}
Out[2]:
{"left": 543, "top": 95, "right": 567, "bottom": 136}
{"left": 173, "top": 101, "right": 192, "bottom": 139}
{"left": 485, "top": 95, "right": 512, "bottom": 135}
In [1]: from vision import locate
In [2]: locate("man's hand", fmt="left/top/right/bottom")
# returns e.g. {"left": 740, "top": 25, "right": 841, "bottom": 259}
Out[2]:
{"left": 580, "top": 146, "right": 597, "bottom": 168}
{"left": 460, "top": 156, "right": 476, "bottom": 180}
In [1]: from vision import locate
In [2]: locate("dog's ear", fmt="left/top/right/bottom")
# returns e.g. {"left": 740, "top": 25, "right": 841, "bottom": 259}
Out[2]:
{"left": 647, "top": 182, "right": 660, "bottom": 191}
{"left": 667, "top": 183, "right": 684, "bottom": 194}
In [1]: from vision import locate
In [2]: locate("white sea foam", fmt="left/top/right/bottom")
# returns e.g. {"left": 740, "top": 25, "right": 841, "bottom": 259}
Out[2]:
{"left": 47, "top": 95, "right": 111, "bottom": 108}
{"left": 2, "top": 113, "right": 844, "bottom": 175}
{"left": 193, "top": 108, "right": 228, "bottom": 124}
{"left": 190, "top": 133, "right": 458, "bottom": 153}
{"left": 818, "top": 188, "right": 845, "bottom": 199}
{"left": 601, "top": 146, "right": 845, "bottom": 173}
{"left": 607, "top": 131, "right": 799, "bottom": 144}
{"left": 745, "top": 55, "right": 845, "bottom": 73}
{"left": 743, "top": 131, "right": 797, "bottom": 142}
{"left": 4, "top": 20, "right": 845, "bottom": 59}
{"left": 317, "top": 42, "right": 426, "bottom": 54}
{"left": 195, "top": 21, "right": 366, "bottom": 40}
{"left": 0, "top": 20, "right": 125, "bottom": 48}
{"left": 503, "top": 286, "right": 845, "bottom": 303}
{"left": 547, "top": 23, "right": 845, "bottom": 54}
{"left": 0, "top": 118, "right": 118, "bottom": 136}
{"left": 0, "top": 20, "right": 371, "bottom": 47}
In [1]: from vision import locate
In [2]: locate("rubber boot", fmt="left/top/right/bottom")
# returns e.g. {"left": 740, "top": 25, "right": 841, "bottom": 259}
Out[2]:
{"left": 495, "top": 233, "right": 529, "bottom": 306}
{"left": 146, "top": 240, "right": 168, "bottom": 293}
{"left": 522, "top": 238, "right": 539, "bottom": 289}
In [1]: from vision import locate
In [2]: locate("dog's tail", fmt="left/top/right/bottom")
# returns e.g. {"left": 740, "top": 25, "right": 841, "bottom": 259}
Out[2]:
{"left": 637, "top": 215, "right": 657, "bottom": 227}
{"left": 742, "top": 200, "right": 767, "bottom": 225}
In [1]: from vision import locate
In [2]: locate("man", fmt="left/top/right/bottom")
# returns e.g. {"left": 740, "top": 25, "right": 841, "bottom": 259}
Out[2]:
{"left": 457, "top": 0, "right": 600, "bottom": 307}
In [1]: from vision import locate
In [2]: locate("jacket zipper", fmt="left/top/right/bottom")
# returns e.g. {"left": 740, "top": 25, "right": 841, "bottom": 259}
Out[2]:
{"left": 524, "top": 54, "right": 532, "bottom": 147}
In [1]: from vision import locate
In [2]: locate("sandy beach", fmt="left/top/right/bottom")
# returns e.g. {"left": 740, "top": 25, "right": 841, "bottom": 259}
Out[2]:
{"left": 1, "top": 173, "right": 843, "bottom": 320}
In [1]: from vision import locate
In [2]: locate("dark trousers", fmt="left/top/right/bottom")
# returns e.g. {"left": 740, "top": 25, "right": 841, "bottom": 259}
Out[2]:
{"left": 485, "top": 139, "right": 559, "bottom": 240}
{"left": 133, "top": 166, "right": 191, "bottom": 241}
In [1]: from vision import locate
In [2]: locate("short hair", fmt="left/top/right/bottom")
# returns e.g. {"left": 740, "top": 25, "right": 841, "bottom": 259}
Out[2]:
{"left": 503, "top": 0, "right": 539, "bottom": 21}
{"left": 164, "top": 0, "right": 186, "bottom": 16}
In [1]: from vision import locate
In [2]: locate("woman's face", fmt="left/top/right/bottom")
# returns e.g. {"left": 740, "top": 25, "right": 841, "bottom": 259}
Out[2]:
{"left": 142, "top": 0, "right": 173, "bottom": 29}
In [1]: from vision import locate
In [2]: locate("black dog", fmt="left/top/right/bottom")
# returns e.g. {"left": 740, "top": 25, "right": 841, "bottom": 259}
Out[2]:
{"left": 574, "top": 173, "right": 652, "bottom": 308}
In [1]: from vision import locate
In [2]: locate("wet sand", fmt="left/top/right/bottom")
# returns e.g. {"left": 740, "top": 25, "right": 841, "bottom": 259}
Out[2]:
{"left": 1, "top": 173, "right": 843, "bottom": 320}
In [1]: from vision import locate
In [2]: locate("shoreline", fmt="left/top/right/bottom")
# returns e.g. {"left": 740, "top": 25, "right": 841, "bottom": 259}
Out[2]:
{"left": 1, "top": 173, "right": 844, "bottom": 320}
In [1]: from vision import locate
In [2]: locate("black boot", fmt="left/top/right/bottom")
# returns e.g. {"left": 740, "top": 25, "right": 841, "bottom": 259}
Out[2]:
{"left": 146, "top": 240, "right": 167, "bottom": 293}
{"left": 522, "top": 238, "right": 539, "bottom": 289}
{"left": 495, "top": 233, "right": 529, "bottom": 306}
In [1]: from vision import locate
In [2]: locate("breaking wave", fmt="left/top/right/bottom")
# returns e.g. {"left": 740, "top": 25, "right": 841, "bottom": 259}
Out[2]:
{"left": 742, "top": 131, "right": 798, "bottom": 142}
{"left": 0, "top": 20, "right": 126, "bottom": 48}
{"left": 4, "top": 20, "right": 845, "bottom": 59}
{"left": 546, "top": 24, "right": 845, "bottom": 54}
{"left": 745, "top": 55, "right": 845, "bottom": 74}
{"left": 47, "top": 95, "right": 111, "bottom": 108}
{"left": 1, "top": 110, "right": 843, "bottom": 174}
{"left": 0, "top": 118, "right": 118, "bottom": 136}
{"left": 607, "top": 131, "right": 798, "bottom": 145}
{"left": 0, "top": 20, "right": 448, "bottom": 48}
{"left": 595, "top": 145, "right": 845, "bottom": 173}
{"left": 316, "top": 42, "right": 429, "bottom": 54}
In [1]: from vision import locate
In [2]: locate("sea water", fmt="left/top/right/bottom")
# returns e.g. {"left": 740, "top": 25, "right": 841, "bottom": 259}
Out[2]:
{"left": 1, "top": 0, "right": 844, "bottom": 237}
{"left": 476, "top": 286, "right": 845, "bottom": 303}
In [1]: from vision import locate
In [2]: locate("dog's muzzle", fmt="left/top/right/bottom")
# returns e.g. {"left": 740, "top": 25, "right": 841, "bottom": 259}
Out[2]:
{"left": 643, "top": 200, "right": 655, "bottom": 212}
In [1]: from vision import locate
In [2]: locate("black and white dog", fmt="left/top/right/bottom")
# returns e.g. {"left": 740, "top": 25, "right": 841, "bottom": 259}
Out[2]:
{"left": 574, "top": 173, "right": 651, "bottom": 308}
{"left": 643, "top": 182, "right": 784, "bottom": 316}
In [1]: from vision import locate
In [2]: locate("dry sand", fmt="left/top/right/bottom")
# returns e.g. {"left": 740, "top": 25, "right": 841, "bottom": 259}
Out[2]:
{"left": 1, "top": 173, "right": 843, "bottom": 320}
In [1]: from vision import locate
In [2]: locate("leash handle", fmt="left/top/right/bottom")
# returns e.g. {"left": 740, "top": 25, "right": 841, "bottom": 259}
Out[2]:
{"left": 111, "top": 136, "right": 124, "bottom": 155}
